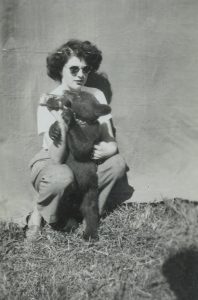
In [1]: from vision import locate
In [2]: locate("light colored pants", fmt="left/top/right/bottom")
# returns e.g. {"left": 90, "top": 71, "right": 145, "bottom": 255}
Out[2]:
{"left": 30, "top": 149, "right": 132, "bottom": 224}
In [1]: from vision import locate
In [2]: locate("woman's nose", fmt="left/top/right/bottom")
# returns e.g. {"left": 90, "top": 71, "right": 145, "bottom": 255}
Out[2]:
{"left": 77, "top": 69, "right": 84, "bottom": 78}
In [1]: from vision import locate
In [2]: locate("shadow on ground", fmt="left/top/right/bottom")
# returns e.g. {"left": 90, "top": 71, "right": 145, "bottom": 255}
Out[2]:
{"left": 162, "top": 247, "right": 198, "bottom": 300}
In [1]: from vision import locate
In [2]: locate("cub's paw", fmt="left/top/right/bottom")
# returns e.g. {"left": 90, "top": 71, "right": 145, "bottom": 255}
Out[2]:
{"left": 49, "top": 121, "right": 62, "bottom": 147}
{"left": 83, "top": 229, "right": 99, "bottom": 241}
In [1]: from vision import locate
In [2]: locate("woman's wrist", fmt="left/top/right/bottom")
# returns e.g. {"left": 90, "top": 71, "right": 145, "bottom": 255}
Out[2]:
{"left": 57, "top": 114, "right": 68, "bottom": 133}
{"left": 93, "top": 141, "right": 118, "bottom": 160}
{"left": 106, "top": 141, "right": 118, "bottom": 157}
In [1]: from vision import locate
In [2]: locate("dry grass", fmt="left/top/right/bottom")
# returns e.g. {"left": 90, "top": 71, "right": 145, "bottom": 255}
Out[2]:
{"left": 1, "top": 199, "right": 198, "bottom": 300}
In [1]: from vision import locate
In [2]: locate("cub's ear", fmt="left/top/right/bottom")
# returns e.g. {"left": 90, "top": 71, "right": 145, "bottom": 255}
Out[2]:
{"left": 95, "top": 104, "right": 111, "bottom": 117}
{"left": 61, "top": 95, "right": 72, "bottom": 108}
{"left": 61, "top": 108, "right": 75, "bottom": 126}
{"left": 42, "top": 96, "right": 60, "bottom": 111}
{"left": 62, "top": 90, "right": 79, "bottom": 108}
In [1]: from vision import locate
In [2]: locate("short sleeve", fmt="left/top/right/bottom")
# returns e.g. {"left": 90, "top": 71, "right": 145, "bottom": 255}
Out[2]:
{"left": 37, "top": 95, "right": 61, "bottom": 149}
{"left": 37, "top": 106, "right": 56, "bottom": 135}
{"left": 95, "top": 90, "right": 112, "bottom": 124}
{"left": 37, "top": 94, "right": 62, "bottom": 135}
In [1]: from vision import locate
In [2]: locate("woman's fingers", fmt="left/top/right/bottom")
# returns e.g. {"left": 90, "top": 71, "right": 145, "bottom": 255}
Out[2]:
{"left": 93, "top": 145, "right": 99, "bottom": 150}
{"left": 92, "top": 150, "right": 103, "bottom": 159}
{"left": 93, "top": 144, "right": 103, "bottom": 151}
{"left": 93, "top": 144, "right": 104, "bottom": 159}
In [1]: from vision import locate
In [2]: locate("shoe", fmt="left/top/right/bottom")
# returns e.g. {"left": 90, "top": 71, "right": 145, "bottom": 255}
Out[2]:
{"left": 25, "top": 225, "right": 41, "bottom": 241}
{"left": 24, "top": 212, "right": 42, "bottom": 241}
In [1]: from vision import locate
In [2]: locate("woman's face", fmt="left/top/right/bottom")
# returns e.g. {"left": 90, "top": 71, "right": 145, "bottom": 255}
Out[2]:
{"left": 61, "top": 56, "right": 91, "bottom": 91}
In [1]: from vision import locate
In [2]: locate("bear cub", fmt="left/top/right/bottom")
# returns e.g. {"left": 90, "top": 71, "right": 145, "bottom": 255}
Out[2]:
{"left": 42, "top": 91, "right": 111, "bottom": 239}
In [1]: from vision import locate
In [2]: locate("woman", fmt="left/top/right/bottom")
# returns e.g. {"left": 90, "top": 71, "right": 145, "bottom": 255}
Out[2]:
{"left": 26, "top": 39, "right": 132, "bottom": 240}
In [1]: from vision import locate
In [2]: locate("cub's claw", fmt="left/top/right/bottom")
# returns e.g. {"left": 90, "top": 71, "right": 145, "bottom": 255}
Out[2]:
{"left": 83, "top": 229, "right": 99, "bottom": 241}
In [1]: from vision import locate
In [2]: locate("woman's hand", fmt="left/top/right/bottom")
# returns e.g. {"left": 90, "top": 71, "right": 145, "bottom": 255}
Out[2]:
{"left": 92, "top": 141, "right": 118, "bottom": 160}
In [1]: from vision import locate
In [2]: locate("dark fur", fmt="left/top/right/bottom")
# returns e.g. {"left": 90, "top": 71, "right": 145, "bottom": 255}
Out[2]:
{"left": 43, "top": 91, "right": 111, "bottom": 239}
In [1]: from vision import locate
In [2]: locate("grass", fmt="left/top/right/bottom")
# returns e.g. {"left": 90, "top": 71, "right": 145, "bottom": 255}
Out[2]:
{"left": 1, "top": 199, "right": 198, "bottom": 300}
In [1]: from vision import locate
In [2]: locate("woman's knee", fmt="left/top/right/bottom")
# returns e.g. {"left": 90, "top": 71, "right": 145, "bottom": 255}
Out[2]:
{"left": 108, "top": 154, "right": 127, "bottom": 180}
{"left": 37, "top": 164, "right": 74, "bottom": 194}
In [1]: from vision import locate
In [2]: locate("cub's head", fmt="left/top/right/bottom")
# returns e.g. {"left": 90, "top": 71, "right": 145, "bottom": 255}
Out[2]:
{"left": 62, "top": 91, "right": 111, "bottom": 123}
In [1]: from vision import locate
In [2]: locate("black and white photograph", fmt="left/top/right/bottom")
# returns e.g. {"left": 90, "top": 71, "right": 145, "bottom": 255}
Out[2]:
{"left": 1, "top": 0, "right": 198, "bottom": 299}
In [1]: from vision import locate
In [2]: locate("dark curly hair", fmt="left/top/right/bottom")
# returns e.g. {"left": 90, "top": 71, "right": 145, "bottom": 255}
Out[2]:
{"left": 46, "top": 39, "right": 103, "bottom": 82}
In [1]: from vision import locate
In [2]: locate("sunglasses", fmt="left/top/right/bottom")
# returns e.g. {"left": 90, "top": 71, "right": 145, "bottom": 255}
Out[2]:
{"left": 69, "top": 65, "right": 92, "bottom": 76}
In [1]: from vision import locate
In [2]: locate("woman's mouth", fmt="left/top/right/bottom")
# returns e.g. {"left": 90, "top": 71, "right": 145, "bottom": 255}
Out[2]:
{"left": 75, "top": 80, "right": 84, "bottom": 85}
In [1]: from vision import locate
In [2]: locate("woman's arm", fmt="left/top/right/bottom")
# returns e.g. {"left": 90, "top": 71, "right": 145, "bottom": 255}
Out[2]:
{"left": 38, "top": 112, "right": 68, "bottom": 163}
{"left": 39, "top": 119, "right": 68, "bottom": 164}
{"left": 38, "top": 93, "right": 69, "bottom": 163}
{"left": 92, "top": 119, "right": 118, "bottom": 160}
{"left": 86, "top": 88, "right": 118, "bottom": 160}
{"left": 48, "top": 118, "right": 68, "bottom": 163}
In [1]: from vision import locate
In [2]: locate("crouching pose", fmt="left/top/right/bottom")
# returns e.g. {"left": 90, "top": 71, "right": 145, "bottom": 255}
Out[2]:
{"left": 26, "top": 39, "right": 133, "bottom": 240}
